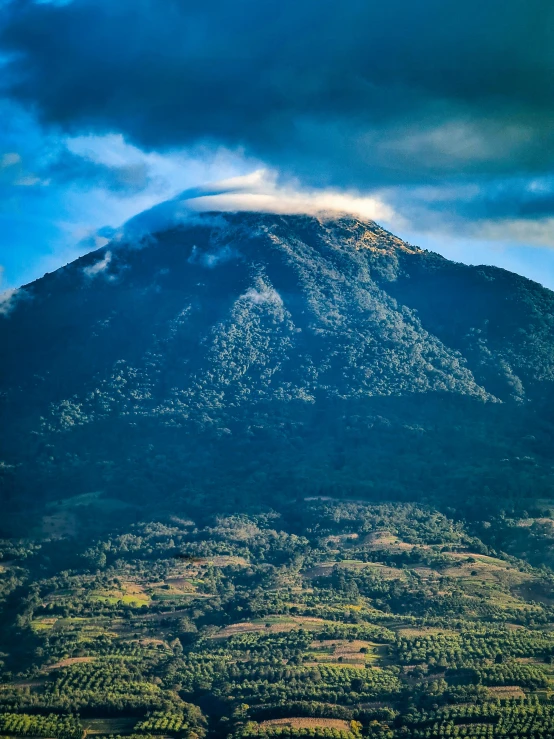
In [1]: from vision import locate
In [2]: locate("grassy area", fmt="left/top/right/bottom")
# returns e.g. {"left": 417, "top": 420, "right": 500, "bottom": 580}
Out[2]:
{"left": 31, "top": 618, "right": 57, "bottom": 632}
{"left": 306, "top": 639, "right": 384, "bottom": 666}
{"left": 82, "top": 717, "right": 137, "bottom": 735}
{"left": 259, "top": 719, "right": 353, "bottom": 731}
{"left": 91, "top": 592, "right": 150, "bottom": 606}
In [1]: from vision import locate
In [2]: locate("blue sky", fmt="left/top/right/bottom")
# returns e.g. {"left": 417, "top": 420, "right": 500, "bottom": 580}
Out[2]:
{"left": 1, "top": 0, "right": 554, "bottom": 291}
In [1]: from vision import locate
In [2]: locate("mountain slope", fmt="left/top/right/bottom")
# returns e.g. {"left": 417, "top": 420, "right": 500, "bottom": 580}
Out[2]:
{"left": 1, "top": 212, "right": 553, "bottom": 531}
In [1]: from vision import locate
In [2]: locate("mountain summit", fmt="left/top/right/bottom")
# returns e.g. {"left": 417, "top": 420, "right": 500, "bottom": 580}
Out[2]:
{"left": 1, "top": 212, "right": 554, "bottom": 529}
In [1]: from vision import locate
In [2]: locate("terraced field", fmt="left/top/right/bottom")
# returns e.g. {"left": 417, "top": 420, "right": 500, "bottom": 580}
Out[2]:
{"left": 2, "top": 500, "right": 554, "bottom": 739}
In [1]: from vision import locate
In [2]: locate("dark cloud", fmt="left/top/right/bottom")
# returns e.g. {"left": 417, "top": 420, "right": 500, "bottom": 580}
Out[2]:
{"left": 460, "top": 182, "right": 554, "bottom": 221}
{"left": 2, "top": 0, "right": 554, "bottom": 188}
{"left": 387, "top": 177, "right": 554, "bottom": 228}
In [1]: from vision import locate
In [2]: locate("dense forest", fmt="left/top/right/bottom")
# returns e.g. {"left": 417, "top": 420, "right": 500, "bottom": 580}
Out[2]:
{"left": 1, "top": 213, "right": 554, "bottom": 534}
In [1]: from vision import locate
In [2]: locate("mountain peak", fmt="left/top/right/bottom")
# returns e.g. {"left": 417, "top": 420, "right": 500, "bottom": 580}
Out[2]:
{"left": 115, "top": 206, "right": 419, "bottom": 260}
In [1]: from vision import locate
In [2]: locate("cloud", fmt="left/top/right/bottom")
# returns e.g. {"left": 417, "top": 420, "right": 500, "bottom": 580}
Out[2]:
{"left": 0, "top": 265, "right": 28, "bottom": 315}
{"left": 14, "top": 173, "right": 42, "bottom": 186}
{"left": 2, "top": 0, "right": 554, "bottom": 189}
{"left": 380, "top": 120, "right": 536, "bottom": 170}
{"left": 1, "top": 1, "right": 554, "bottom": 290}
{"left": 242, "top": 286, "right": 283, "bottom": 306}
{"left": 0, "top": 115, "right": 264, "bottom": 288}
{"left": 474, "top": 218, "right": 554, "bottom": 249}
{"left": 1, "top": 152, "right": 21, "bottom": 167}
{"left": 83, "top": 249, "right": 112, "bottom": 277}
{"left": 179, "top": 170, "right": 395, "bottom": 221}
{"left": 0, "top": 288, "right": 18, "bottom": 316}
{"left": 46, "top": 135, "right": 263, "bottom": 243}
{"left": 188, "top": 243, "right": 240, "bottom": 268}
{"left": 117, "top": 169, "right": 395, "bottom": 244}
{"left": 381, "top": 174, "right": 554, "bottom": 246}
{"left": 0, "top": 144, "right": 45, "bottom": 187}
{"left": 0, "top": 265, "right": 31, "bottom": 315}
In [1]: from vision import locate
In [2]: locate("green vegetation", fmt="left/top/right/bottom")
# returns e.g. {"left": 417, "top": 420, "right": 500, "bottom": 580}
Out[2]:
{"left": 0, "top": 712, "right": 82, "bottom": 739}
{"left": 2, "top": 214, "right": 554, "bottom": 552}
{"left": 1, "top": 500, "right": 554, "bottom": 738}
{"left": 1, "top": 215, "right": 554, "bottom": 737}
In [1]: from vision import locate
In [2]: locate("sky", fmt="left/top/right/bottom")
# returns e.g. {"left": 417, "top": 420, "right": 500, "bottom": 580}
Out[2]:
{"left": 1, "top": 0, "right": 554, "bottom": 290}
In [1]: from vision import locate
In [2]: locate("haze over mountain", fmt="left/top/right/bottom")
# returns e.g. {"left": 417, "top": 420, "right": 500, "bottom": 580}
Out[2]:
{"left": 1, "top": 209, "right": 554, "bottom": 533}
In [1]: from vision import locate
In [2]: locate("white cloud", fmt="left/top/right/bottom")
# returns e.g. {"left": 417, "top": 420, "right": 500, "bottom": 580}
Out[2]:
{"left": 14, "top": 174, "right": 43, "bottom": 187}
{"left": 0, "top": 265, "right": 30, "bottom": 314}
{"left": 83, "top": 250, "right": 112, "bottom": 277}
{"left": 62, "top": 136, "right": 395, "bottom": 239}
{"left": 0, "top": 288, "right": 20, "bottom": 316}
{"left": 188, "top": 244, "right": 239, "bottom": 269}
{"left": 242, "top": 286, "right": 283, "bottom": 306}
{"left": 0, "top": 152, "right": 21, "bottom": 168}
{"left": 56, "top": 135, "right": 263, "bottom": 251}
{"left": 65, "top": 133, "right": 260, "bottom": 213}
{"left": 381, "top": 119, "right": 534, "bottom": 168}
{"left": 177, "top": 169, "right": 395, "bottom": 222}
{"left": 0, "top": 151, "right": 46, "bottom": 186}
{"left": 474, "top": 218, "right": 554, "bottom": 249}
{"left": 0, "top": 267, "right": 14, "bottom": 317}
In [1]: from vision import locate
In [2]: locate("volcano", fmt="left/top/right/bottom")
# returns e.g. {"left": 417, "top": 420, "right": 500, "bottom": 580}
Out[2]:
{"left": 1, "top": 211, "right": 553, "bottom": 530}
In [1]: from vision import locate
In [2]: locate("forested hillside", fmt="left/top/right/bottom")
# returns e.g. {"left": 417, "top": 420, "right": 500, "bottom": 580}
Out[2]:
{"left": 1, "top": 211, "right": 554, "bottom": 737}
{"left": 0, "top": 212, "right": 553, "bottom": 533}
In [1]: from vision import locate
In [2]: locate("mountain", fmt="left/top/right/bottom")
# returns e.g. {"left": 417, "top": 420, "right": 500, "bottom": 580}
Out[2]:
{"left": 4, "top": 211, "right": 554, "bottom": 739}
{"left": 1, "top": 211, "right": 554, "bottom": 534}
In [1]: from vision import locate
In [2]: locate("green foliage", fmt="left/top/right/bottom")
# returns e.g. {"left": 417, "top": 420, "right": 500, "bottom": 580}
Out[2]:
{"left": 134, "top": 705, "right": 206, "bottom": 738}
{"left": 2, "top": 466, "right": 554, "bottom": 737}
{"left": 0, "top": 712, "right": 81, "bottom": 739}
